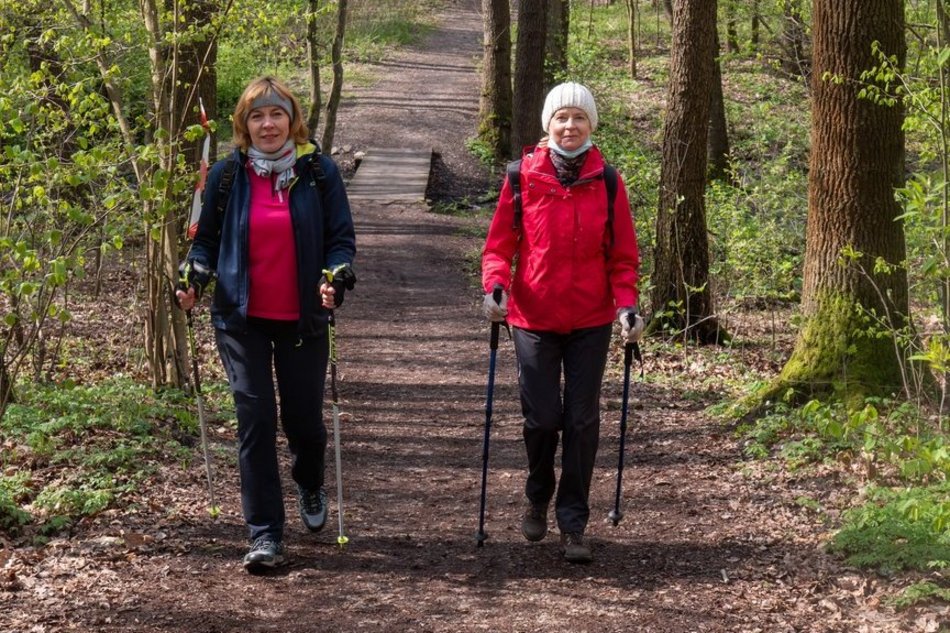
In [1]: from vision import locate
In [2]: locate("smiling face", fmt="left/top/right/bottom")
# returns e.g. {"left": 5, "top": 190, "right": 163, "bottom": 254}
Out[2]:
{"left": 548, "top": 107, "right": 592, "bottom": 152}
{"left": 247, "top": 106, "right": 291, "bottom": 153}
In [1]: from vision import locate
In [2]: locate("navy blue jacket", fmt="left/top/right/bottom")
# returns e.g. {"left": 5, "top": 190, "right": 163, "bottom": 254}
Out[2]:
{"left": 188, "top": 143, "right": 356, "bottom": 336}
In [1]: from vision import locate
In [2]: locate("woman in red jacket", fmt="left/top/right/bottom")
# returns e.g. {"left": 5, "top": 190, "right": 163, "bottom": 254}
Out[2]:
{"left": 481, "top": 82, "right": 643, "bottom": 564}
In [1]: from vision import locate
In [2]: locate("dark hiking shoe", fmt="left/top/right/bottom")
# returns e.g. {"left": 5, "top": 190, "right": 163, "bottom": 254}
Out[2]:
{"left": 298, "top": 485, "right": 328, "bottom": 533}
{"left": 521, "top": 502, "right": 548, "bottom": 542}
{"left": 243, "top": 536, "right": 286, "bottom": 573}
{"left": 560, "top": 532, "right": 592, "bottom": 564}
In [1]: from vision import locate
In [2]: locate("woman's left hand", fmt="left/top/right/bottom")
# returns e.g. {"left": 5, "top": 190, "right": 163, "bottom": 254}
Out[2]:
{"left": 320, "top": 283, "right": 337, "bottom": 309}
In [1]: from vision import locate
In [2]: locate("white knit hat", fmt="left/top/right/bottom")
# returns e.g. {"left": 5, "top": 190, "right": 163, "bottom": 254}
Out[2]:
{"left": 541, "top": 82, "right": 598, "bottom": 133}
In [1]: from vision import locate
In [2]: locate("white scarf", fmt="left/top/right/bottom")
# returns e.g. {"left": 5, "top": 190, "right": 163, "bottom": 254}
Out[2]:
{"left": 247, "top": 140, "right": 297, "bottom": 200}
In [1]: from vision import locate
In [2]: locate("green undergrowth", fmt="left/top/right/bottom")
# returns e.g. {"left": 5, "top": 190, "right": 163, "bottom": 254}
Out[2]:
{"left": 0, "top": 377, "right": 230, "bottom": 543}
{"left": 732, "top": 397, "right": 950, "bottom": 605}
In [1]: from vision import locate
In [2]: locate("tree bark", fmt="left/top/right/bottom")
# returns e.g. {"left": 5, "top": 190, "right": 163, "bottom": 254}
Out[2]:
{"left": 478, "top": 0, "right": 513, "bottom": 163}
{"left": 938, "top": 0, "right": 950, "bottom": 46}
{"left": 772, "top": 0, "right": 909, "bottom": 404}
{"left": 651, "top": 0, "right": 725, "bottom": 344}
{"left": 626, "top": 0, "right": 638, "bottom": 79}
{"left": 707, "top": 29, "right": 731, "bottom": 182}
{"left": 306, "top": 0, "right": 323, "bottom": 134}
{"left": 175, "top": 0, "right": 218, "bottom": 166}
{"left": 144, "top": 0, "right": 189, "bottom": 389}
{"left": 750, "top": 0, "right": 760, "bottom": 51}
{"left": 511, "top": 0, "right": 547, "bottom": 157}
{"left": 726, "top": 15, "right": 739, "bottom": 53}
{"left": 545, "top": 0, "right": 570, "bottom": 90}
{"left": 321, "top": 0, "right": 348, "bottom": 152}
{"left": 779, "top": 0, "right": 810, "bottom": 79}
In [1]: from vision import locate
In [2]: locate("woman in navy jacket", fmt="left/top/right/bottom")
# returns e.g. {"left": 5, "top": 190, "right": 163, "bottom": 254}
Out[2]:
{"left": 177, "top": 76, "right": 356, "bottom": 573}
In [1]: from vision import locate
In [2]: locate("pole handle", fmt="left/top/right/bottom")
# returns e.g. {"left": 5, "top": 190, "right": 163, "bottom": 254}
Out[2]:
{"left": 489, "top": 285, "right": 504, "bottom": 349}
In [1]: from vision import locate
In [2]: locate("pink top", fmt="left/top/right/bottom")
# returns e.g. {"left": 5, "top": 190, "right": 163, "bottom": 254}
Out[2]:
{"left": 247, "top": 166, "right": 300, "bottom": 320}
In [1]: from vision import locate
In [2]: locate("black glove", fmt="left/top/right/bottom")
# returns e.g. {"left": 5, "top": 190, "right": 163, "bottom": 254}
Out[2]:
{"left": 320, "top": 263, "right": 357, "bottom": 308}
{"left": 176, "top": 260, "right": 213, "bottom": 305}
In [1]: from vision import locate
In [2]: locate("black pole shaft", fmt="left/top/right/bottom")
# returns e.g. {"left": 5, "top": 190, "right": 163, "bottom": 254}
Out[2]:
{"left": 610, "top": 343, "right": 634, "bottom": 525}
{"left": 476, "top": 323, "right": 500, "bottom": 546}
{"left": 477, "top": 286, "right": 504, "bottom": 547}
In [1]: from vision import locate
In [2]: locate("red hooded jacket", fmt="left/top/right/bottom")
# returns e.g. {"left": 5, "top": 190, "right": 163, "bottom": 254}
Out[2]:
{"left": 482, "top": 145, "right": 640, "bottom": 334}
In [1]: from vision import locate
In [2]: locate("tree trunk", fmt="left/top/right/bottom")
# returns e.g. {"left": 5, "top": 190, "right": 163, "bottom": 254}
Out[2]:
{"left": 175, "top": 0, "right": 218, "bottom": 166}
{"left": 626, "top": 0, "right": 638, "bottom": 79}
{"left": 144, "top": 1, "right": 185, "bottom": 390}
{"left": 511, "top": 0, "right": 547, "bottom": 157}
{"left": 750, "top": 0, "right": 759, "bottom": 51}
{"left": 772, "top": 0, "right": 909, "bottom": 404}
{"left": 321, "top": 0, "right": 348, "bottom": 152}
{"left": 726, "top": 15, "right": 739, "bottom": 53}
{"left": 651, "top": 0, "right": 725, "bottom": 344}
{"left": 478, "top": 0, "right": 513, "bottom": 163}
{"left": 307, "top": 0, "right": 323, "bottom": 134}
{"left": 938, "top": 0, "right": 950, "bottom": 46}
{"left": 545, "top": 0, "right": 570, "bottom": 89}
{"left": 779, "top": 0, "right": 810, "bottom": 79}
{"left": 707, "top": 29, "right": 731, "bottom": 182}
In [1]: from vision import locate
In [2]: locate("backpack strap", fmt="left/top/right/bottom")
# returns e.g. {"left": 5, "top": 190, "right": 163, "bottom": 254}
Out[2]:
{"left": 308, "top": 140, "right": 328, "bottom": 195}
{"left": 215, "top": 158, "right": 238, "bottom": 228}
{"left": 507, "top": 158, "right": 619, "bottom": 256}
{"left": 602, "top": 164, "right": 618, "bottom": 256}
{"left": 506, "top": 159, "right": 523, "bottom": 233}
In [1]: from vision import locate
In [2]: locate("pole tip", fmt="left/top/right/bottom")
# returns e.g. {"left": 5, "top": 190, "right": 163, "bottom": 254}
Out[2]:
{"left": 608, "top": 509, "right": 623, "bottom": 526}
{"left": 475, "top": 531, "right": 488, "bottom": 547}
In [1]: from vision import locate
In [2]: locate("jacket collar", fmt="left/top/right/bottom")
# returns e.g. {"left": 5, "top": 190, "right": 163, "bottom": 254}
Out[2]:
{"left": 523, "top": 145, "right": 606, "bottom": 183}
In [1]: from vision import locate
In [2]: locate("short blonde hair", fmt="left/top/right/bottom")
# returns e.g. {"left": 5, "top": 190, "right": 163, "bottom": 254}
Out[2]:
{"left": 232, "top": 76, "right": 310, "bottom": 150}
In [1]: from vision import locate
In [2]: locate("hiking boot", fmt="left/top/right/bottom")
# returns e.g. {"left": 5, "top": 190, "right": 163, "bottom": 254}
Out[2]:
{"left": 298, "top": 485, "right": 328, "bottom": 533}
{"left": 243, "top": 536, "right": 286, "bottom": 573}
{"left": 560, "top": 532, "right": 592, "bottom": 564}
{"left": 521, "top": 501, "right": 548, "bottom": 542}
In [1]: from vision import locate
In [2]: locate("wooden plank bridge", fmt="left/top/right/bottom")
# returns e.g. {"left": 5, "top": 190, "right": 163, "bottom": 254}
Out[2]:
{"left": 345, "top": 147, "right": 433, "bottom": 203}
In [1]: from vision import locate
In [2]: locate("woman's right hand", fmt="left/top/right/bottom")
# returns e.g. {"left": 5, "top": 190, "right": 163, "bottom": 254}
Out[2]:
{"left": 176, "top": 287, "right": 196, "bottom": 312}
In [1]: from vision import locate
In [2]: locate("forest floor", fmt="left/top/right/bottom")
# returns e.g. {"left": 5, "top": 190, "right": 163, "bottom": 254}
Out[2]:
{"left": 2, "top": 1, "right": 948, "bottom": 631}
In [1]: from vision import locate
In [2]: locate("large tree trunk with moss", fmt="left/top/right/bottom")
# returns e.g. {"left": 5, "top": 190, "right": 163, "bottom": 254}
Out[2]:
{"left": 650, "top": 0, "right": 725, "bottom": 344}
{"left": 511, "top": 0, "right": 547, "bottom": 157}
{"left": 478, "top": 0, "right": 513, "bottom": 162}
{"left": 771, "top": 0, "right": 908, "bottom": 404}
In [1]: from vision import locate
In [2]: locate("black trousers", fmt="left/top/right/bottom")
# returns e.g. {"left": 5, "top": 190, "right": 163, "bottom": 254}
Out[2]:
{"left": 512, "top": 324, "right": 612, "bottom": 534}
{"left": 215, "top": 318, "right": 329, "bottom": 541}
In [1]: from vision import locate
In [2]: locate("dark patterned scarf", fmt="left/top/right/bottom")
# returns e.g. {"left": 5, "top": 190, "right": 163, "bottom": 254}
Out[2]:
{"left": 549, "top": 149, "right": 590, "bottom": 187}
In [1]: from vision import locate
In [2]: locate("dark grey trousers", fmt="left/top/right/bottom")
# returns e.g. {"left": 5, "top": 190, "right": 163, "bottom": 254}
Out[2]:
{"left": 216, "top": 318, "right": 329, "bottom": 541}
{"left": 512, "top": 323, "right": 612, "bottom": 534}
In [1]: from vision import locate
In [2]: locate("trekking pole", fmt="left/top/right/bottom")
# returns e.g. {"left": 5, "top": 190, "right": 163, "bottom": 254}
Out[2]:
{"left": 185, "top": 308, "right": 219, "bottom": 517}
{"left": 324, "top": 270, "right": 349, "bottom": 550}
{"left": 609, "top": 316, "right": 643, "bottom": 527}
{"left": 476, "top": 285, "right": 505, "bottom": 547}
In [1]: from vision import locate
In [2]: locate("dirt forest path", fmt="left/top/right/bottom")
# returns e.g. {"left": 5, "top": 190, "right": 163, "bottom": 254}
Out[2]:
{"left": 3, "top": 2, "right": 941, "bottom": 632}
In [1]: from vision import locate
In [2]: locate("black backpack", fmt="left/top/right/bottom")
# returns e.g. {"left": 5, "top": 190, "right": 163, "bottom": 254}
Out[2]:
{"left": 506, "top": 158, "right": 619, "bottom": 256}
